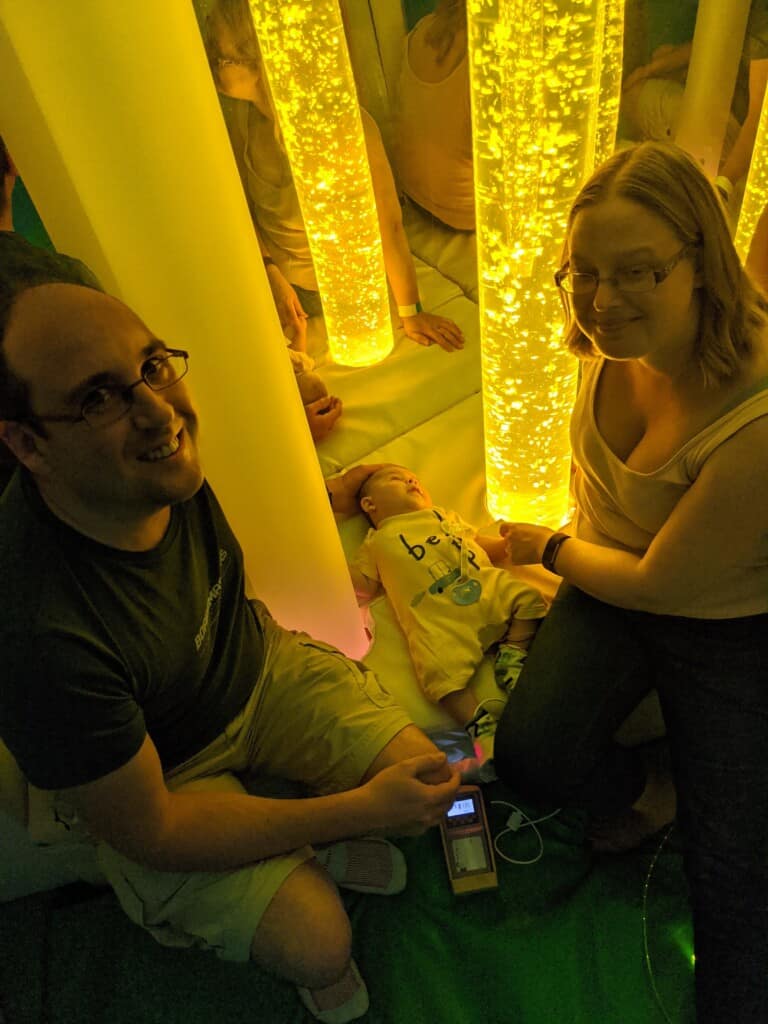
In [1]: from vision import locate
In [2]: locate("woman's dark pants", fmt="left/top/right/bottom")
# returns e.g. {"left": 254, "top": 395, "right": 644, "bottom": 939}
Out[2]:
{"left": 494, "top": 584, "right": 768, "bottom": 1023}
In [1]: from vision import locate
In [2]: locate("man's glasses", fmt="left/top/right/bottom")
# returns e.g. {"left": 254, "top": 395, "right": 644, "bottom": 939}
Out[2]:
{"left": 554, "top": 244, "right": 697, "bottom": 296}
{"left": 30, "top": 349, "right": 189, "bottom": 429}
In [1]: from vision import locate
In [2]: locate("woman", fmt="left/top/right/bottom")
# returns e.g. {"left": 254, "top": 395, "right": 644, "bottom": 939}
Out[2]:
{"left": 204, "top": 0, "right": 464, "bottom": 356}
{"left": 495, "top": 142, "right": 768, "bottom": 1023}
{"left": 395, "top": 0, "right": 474, "bottom": 232}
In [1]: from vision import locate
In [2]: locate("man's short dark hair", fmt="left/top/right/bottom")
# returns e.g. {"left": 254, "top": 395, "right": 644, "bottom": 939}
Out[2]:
{"left": 0, "top": 277, "right": 60, "bottom": 423}
{"left": 0, "top": 136, "right": 11, "bottom": 220}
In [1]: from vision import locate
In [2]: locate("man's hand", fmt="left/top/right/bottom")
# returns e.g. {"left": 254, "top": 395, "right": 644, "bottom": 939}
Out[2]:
{"left": 326, "top": 463, "right": 384, "bottom": 518}
{"left": 402, "top": 312, "right": 464, "bottom": 351}
{"left": 265, "top": 263, "right": 309, "bottom": 351}
{"left": 362, "top": 753, "right": 461, "bottom": 836}
{"left": 305, "top": 395, "right": 342, "bottom": 443}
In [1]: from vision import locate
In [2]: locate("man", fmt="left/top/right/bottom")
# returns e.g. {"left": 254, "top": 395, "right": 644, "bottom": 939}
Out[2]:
{"left": 0, "top": 280, "right": 459, "bottom": 1023}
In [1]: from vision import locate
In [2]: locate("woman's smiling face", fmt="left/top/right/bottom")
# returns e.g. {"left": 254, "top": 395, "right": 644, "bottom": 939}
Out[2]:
{"left": 567, "top": 196, "right": 701, "bottom": 369}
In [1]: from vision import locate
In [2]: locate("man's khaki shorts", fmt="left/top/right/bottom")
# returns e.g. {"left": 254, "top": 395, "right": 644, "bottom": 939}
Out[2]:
{"left": 98, "top": 600, "right": 413, "bottom": 962}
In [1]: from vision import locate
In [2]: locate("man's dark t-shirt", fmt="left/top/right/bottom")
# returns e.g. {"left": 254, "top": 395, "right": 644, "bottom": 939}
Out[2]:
{"left": 0, "top": 472, "right": 263, "bottom": 789}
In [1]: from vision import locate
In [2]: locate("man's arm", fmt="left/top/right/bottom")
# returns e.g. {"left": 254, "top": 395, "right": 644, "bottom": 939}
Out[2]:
{"left": 64, "top": 733, "right": 457, "bottom": 873}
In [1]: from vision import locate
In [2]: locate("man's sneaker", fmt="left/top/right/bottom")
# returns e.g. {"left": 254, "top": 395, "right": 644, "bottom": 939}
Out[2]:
{"left": 297, "top": 960, "right": 369, "bottom": 1023}
{"left": 314, "top": 838, "right": 406, "bottom": 895}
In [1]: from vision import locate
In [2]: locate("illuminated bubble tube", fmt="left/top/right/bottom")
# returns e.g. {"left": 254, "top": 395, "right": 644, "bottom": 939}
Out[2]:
{"left": 0, "top": 0, "right": 367, "bottom": 657}
{"left": 468, "top": 0, "right": 623, "bottom": 525}
{"left": 248, "top": 0, "right": 392, "bottom": 367}
{"left": 735, "top": 86, "right": 768, "bottom": 261}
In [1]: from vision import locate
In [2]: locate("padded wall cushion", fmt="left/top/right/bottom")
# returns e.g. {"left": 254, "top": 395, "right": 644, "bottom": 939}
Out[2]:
{"left": 311, "top": 263, "right": 481, "bottom": 475}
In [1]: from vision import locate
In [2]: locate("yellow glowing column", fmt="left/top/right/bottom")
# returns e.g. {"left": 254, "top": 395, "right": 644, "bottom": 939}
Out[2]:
{"left": 735, "top": 87, "right": 768, "bottom": 260}
{"left": 469, "top": 0, "right": 624, "bottom": 525}
{"left": 0, "top": 0, "right": 368, "bottom": 657}
{"left": 248, "top": 0, "right": 392, "bottom": 367}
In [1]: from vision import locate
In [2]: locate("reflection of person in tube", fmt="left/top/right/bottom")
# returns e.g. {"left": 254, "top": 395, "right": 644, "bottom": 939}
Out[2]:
{"left": 204, "top": 0, "right": 465, "bottom": 355}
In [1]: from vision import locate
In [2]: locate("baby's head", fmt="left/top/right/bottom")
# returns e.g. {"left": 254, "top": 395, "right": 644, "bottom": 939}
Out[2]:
{"left": 357, "top": 465, "right": 432, "bottom": 527}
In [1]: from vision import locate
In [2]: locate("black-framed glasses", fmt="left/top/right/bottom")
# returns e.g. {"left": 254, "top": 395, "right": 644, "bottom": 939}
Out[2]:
{"left": 554, "top": 244, "right": 697, "bottom": 295}
{"left": 29, "top": 349, "right": 190, "bottom": 429}
{"left": 208, "top": 55, "right": 259, "bottom": 71}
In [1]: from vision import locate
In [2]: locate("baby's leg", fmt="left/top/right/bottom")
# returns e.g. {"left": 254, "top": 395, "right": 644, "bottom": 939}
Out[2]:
{"left": 440, "top": 687, "right": 499, "bottom": 782}
{"left": 441, "top": 687, "right": 484, "bottom": 730}
{"left": 495, "top": 618, "right": 540, "bottom": 693}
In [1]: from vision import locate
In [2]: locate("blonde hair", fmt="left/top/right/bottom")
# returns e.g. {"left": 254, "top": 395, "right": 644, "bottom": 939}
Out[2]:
{"left": 561, "top": 142, "right": 768, "bottom": 387}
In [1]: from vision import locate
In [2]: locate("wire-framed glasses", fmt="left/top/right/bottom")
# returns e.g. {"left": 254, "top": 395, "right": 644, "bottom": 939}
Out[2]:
{"left": 30, "top": 348, "right": 190, "bottom": 428}
{"left": 554, "top": 244, "right": 697, "bottom": 296}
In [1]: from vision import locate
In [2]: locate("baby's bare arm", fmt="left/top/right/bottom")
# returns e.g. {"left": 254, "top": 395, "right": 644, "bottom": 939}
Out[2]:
{"left": 503, "top": 617, "right": 540, "bottom": 649}
{"left": 349, "top": 564, "right": 381, "bottom": 603}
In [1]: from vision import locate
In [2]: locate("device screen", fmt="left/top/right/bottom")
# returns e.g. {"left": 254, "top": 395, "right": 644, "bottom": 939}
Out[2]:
{"left": 451, "top": 834, "right": 490, "bottom": 873}
{"left": 447, "top": 797, "right": 475, "bottom": 818}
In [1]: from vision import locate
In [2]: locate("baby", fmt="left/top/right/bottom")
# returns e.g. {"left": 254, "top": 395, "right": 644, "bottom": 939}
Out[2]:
{"left": 349, "top": 465, "right": 547, "bottom": 777}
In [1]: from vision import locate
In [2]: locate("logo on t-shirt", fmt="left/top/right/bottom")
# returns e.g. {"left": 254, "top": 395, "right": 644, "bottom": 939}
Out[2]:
{"left": 194, "top": 548, "right": 229, "bottom": 654}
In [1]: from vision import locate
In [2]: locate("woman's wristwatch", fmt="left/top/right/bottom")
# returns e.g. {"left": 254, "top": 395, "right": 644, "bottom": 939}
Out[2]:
{"left": 541, "top": 531, "right": 571, "bottom": 574}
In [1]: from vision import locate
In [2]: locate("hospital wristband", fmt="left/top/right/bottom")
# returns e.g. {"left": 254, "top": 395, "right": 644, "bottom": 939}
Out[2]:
{"left": 541, "top": 531, "right": 571, "bottom": 575}
{"left": 397, "top": 301, "right": 423, "bottom": 318}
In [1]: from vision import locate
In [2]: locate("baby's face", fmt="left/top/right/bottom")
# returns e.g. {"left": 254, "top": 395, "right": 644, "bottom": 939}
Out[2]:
{"left": 362, "top": 466, "right": 432, "bottom": 524}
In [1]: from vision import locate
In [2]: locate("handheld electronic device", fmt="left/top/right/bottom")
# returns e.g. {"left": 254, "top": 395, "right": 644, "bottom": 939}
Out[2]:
{"left": 439, "top": 785, "right": 498, "bottom": 894}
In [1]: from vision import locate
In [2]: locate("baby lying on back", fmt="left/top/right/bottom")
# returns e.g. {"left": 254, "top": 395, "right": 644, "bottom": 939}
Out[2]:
{"left": 349, "top": 465, "right": 547, "bottom": 779}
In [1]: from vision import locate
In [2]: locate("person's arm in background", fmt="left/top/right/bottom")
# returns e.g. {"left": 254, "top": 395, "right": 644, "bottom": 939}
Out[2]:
{"left": 361, "top": 110, "right": 464, "bottom": 353}
{"left": 719, "top": 58, "right": 768, "bottom": 193}
{"left": 622, "top": 41, "right": 692, "bottom": 93}
{"left": 256, "top": 231, "right": 309, "bottom": 352}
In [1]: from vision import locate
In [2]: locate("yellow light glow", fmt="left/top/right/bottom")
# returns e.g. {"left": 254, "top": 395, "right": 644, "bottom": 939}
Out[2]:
{"left": 246, "top": 0, "right": 392, "bottom": 367}
{"left": 468, "top": 0, "right": 624, "bottom": 525}
{"left": 734, "top": 84, "right": 768, "bottom": 261}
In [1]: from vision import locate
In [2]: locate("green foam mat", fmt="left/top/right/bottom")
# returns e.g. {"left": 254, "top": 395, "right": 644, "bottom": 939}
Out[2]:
{"left": 0, "top": 781, "right": 694, "bottom": 1023}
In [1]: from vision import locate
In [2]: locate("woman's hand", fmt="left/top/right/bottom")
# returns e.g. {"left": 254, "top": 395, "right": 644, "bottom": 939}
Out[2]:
{"left": 499, "top": 522, "right": 554, "bottom": 565}
{"left": 401, "top": 312, "right": 464, "bottom": 351}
